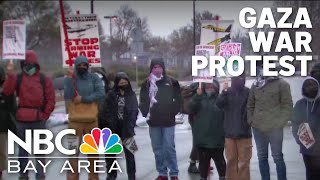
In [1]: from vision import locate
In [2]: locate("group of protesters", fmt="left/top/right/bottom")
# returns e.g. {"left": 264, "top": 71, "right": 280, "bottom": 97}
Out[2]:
{"left": 0, "top": 50, "right": 319, "bottom": 180}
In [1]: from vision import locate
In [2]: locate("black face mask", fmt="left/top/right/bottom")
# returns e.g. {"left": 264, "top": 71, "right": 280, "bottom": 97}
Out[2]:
{"left": 119, "top": 85, "right": 129, "bottom": 91}
{"left": 77, "top": 67, "right": 88, "bottom": 75}
{"left": 303, "top": 80, "right": 319, "bottom": 100}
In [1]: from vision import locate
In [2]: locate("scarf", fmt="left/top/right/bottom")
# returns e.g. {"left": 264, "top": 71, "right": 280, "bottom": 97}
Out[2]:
{"left": 149, "top": 73, "right": 163, "bottom": 108}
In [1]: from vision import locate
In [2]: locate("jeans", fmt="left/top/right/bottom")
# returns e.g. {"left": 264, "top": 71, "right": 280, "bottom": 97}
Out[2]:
{"left": 252, "top": 128, "right": 287, "bottom": 180}
{"left": 225, "top": 138, "right": 252, "bottom": 180}
{"left": 149, "top": 126, "right": 179, "bottom": 177}
{"left": 198, "top": 147, "right": 226, "bottom": 179}
{"left": 16, "top": 121, "right": 46, "bottom": 180}
{"left": 303, "top": 155, "right": 320, "bottom": 180}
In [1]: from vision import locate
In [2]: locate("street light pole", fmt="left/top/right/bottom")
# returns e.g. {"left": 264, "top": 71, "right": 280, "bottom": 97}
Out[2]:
{"left": 193, "top": 0, "right": 196, "bottom": 55}
{"left": 134, "top": 56, "right": 139, "bottom": 87}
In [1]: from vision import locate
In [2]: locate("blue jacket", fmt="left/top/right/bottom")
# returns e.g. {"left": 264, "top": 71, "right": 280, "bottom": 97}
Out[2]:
{"left": 64, "top": 56, "right": 105, "bottom": 109}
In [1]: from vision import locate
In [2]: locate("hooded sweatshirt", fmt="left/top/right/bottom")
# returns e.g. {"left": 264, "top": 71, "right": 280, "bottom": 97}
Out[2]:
{"left": 3, "top": 50, "right": 55, "bottom": 122}
{"left": 64, "top": 56, "right": 105, "bottom": 106}
{"left": 311, "top": 63, "right": 320, "bottom": 84}
{"left": 189, "top": 80, "right": 225, "bottom": 148}
{"left": 139, "top": 58, "right": 182, "bottom": 127}
{"left": 216, "top": 75, "right": 251, "bottom": 139}
{"left": 292, "top": 77, "right": 320, "bottom": 156}
{"left": 99, "top": 72, "right": 139, "bottom": 138}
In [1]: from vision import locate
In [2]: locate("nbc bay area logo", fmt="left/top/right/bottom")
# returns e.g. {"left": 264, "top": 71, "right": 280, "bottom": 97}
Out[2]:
{"left": 7, "top": 128, "right": 124, "bottom": 174}
{"left": 80, "top": 128, "right": 123, "bottom": 154}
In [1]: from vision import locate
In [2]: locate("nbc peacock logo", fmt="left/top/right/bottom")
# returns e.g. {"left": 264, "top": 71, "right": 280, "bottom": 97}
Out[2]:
{"left": 80, "top": 128, "right": 123, "bottom": 154}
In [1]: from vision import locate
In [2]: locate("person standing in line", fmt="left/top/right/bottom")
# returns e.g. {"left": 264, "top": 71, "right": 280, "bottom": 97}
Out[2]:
{"left": 3, "top": 50, "right": 56, "bottom": 180}
{"left": 189, "top": 79, "right": 226, "bottom": 180}
{"left": 139, "top": 58, "right": 182, "bottom": 180}
{"left": 216, "top": 73, "right": 252, "bottom": 180}
{"left": 292, "top": 77, "right": 320, "bottom": 180}
{"left": 99, "top": 72, "right": 138, "bottom": 180}
{"left": 247, "top": 65, "right": 293, "bottom": 180}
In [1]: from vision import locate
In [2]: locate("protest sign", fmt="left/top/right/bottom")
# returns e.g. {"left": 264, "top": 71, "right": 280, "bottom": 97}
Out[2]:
{"left": 298, "top": 123, "right": 315, "bottom": 149}
{"left": 193, "top": 45, "right": 215, "bottom": 83}
{"left": 2, "top": 20, "right": 26, "bottom": 60}
{"left": 123, "top": 137, "right": 138, "bottom": 154}
{"left": 219, "top": 43, "right": 241, "bottom": 76}
{"left": 60, "top": 14, "right": 101, "bottom": 67}
{"left": 200, "top": 20, "right": 234, "bottom": 55}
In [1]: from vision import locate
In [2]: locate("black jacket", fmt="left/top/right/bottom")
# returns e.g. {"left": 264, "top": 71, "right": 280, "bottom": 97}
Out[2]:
{"left": 139, "top": 76, "right": 182, "bottom": 127}
{"left": 216, "top": 87, "right": 252, "bottom": 139}
{"left": 0, "top": 85, "right": 17, "bottom": 133}
{"left": 98, "top": 73, "right": 138, "bottom": 139}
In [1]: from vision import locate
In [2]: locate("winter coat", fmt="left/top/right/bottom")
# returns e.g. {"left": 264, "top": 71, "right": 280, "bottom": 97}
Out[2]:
{"left": 189, "top": 86, "right": 225, "bottom": 149}
{"left": 247, "top": 78, "right": 293, "bottom": 132}
{"left": 139, "top": 59, "right": 182, "bottom": 127}
{"left": 3, "top": 50, "right": 55, "bottom": 122}
{"left": 99, "top": 72, "right": 139, "bottom": 139}
{"left": 216, "top": 87, "right": 252, "bottom": 139}
{"left": 64, "top": 56, "right": 105, "bottom": 107}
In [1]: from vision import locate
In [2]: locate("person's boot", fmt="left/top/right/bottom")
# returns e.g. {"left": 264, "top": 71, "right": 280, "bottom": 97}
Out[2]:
{"left": 106, "top": 170, "right": 117, "bottom": 180}
{"left": 154, "top": 176, "right": 168, "bottom": 180}
{"left": 170, "top": 176, "right": 178, "bottom": 180}
{"left": 128, "top": 173, "right": 136, "bottom": 180}
{"left": 188, "top": 163, "right": 200, "bottom": 174}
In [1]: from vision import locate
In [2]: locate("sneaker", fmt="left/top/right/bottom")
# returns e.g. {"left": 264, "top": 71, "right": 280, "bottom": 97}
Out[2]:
{"left": 170, "top": 176, "right": 178, "bottom": 180}
{"left": 188, "top": 163, "right": 200, "bottom": 174}
{"left": 155, "top": 176, "right": 168, "bottom": 180}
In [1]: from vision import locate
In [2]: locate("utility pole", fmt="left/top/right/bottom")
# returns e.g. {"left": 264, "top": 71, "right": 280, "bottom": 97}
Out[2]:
{"left": 193, "top": 0, "right": 196, "bottom": 55}
{"left": 90, "top": 0, "right": 94, "bottom": 13}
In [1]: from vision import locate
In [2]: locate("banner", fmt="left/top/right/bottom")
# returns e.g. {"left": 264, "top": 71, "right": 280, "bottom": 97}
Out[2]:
{"left": 2, "top": 20, "right": 26, "bottom": 60}
{"left": 193, "top": 45, "right": 215, "bottom": 83}
{"left": 60, "top": 14, "right": 101, "bottom": 67}
{"left": 200, "top": 20, "right": 234, "bottom": 55}
{"left": 219, "top": 43, "right": 241, "bottom": 76}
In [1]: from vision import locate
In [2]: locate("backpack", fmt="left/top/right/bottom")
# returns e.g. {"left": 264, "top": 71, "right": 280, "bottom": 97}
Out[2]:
{"left": 16, "top": 73, "right": 46, "bottom": 110}
{"left": 180, "top": 83, "right": 198, "bottom": 114}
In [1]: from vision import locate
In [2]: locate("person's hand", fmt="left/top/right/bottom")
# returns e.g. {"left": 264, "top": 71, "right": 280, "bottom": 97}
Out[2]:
{"left": 67, "top": 67, "right": 74, "bottom": 78}
{"left": 6, "top": 61, "right": 15, "bottom": 75}
{"left": 197, "top": 87, "right": 203, "bottom": 96}
{"left": 73, "top": 95, "right": 82, "bottom": 104}
{"left": 223, "top": 79, "right": 228, "bottom": 92}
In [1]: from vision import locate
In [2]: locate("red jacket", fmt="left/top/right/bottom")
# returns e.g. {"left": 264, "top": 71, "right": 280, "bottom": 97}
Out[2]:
{"left": 3, "top": 50, "right": 56, "bottom": 122}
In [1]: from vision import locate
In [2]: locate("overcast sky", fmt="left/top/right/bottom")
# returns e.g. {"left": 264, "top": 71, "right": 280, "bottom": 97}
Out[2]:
{"left": 67, "top": 1, "right": 273, "bottom": 38}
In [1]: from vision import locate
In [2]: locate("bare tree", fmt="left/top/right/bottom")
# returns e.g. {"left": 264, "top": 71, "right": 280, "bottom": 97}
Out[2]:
{"left": 0, "top": 1, "right": 71, "bottom": 50}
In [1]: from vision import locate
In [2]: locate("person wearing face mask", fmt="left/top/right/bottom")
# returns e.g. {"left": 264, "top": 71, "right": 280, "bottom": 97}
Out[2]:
{"left": 64, "top": 56, "right": 105, "bottom": 180}
{"left": 216, "top": 73, "right": 252, "bottom": 180}
{"left": 139, "top": 58, "right": 182, "bottom": 180}
{"left": 310, "top": 63, "right": 320, "bottom": 84}
{"left": 292, "top": 77, "right": 320, "bottom": 180}
{"left": 0, "top": 65, "right": 17, "bottom": 180}
{"left": 189, "top": 79, "right": 226, "bottom": 180}
{"left": 99, "top": 72, "right": 138, "bottom": 180}
{"left": 3, "top": 50, "right": 55, "bottom": 180}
